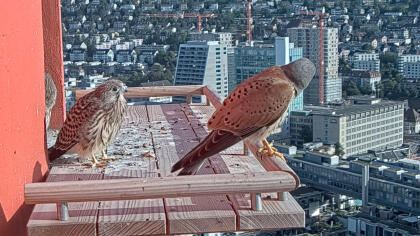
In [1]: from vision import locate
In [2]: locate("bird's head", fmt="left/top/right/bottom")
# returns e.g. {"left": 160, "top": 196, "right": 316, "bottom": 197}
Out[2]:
{"left": 100, "top": 79, "right": 128, "bottom": 104}
{"left": 282, "top": 58, "right": 316, "bottom": 96}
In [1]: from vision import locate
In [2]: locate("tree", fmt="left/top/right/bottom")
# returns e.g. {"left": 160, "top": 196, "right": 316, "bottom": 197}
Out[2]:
{"left": 342, "top": 80, "right": 361, "bottom": 98}
{"left": 154, "top": 51, "right": 176, "bottom": 73}
{"left": 334, "top": 143, "right": 345, "bottom": 157}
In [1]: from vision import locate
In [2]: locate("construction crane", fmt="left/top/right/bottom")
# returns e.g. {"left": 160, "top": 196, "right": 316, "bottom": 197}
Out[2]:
{"left": 297, "top": 10, "right": 329, "bottom": 105}
{"left": 145, "top": 13, "right": 217, "bottom": 33}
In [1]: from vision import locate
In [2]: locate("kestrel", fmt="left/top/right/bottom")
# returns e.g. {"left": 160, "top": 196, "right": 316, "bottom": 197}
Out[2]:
{"left": 171, "top": 58, "right": 315, "bottom": 175}
{"left": 48, "top": 79, "right": 128, "bottom": 167}
{"left": 45, "top": 73, "right": 57, "bottom": 129}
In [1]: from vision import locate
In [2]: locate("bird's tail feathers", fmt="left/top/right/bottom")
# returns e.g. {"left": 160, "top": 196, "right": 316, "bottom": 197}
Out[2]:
{"left": 48, "top": 146, "right": 67, "bottom": 162}
{"left": 171, "top": 130, "right": 242, "bottom": 175}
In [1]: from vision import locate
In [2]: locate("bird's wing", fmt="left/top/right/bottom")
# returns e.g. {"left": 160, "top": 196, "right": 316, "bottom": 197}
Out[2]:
{"left": 208, "top": 67, "right": 295, "bottom": 137}
{"left": 53, "top": 93, "right": 100, "bottom": 153}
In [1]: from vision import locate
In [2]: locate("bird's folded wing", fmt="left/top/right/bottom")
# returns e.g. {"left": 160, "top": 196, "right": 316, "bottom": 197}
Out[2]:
{"left": 208, "top": 69, "right": 295, "bottom": 135}
{"left": 54, "top": 95, "right": 100, "bottom": 152}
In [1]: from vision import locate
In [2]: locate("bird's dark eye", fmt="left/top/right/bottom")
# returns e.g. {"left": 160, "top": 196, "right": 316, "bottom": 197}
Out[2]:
{"left": 112, "top": 87, "right": 118, "bottom": 92}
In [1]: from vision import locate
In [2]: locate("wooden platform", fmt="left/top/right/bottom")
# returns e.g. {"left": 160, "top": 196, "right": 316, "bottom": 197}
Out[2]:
{"left": 27, "top": 103, "right": 304, "bottom": 236}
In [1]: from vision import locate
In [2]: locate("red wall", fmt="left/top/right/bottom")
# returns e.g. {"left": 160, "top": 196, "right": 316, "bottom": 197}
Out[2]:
{"left": 42, "top": 0, "right": 66, "bottom": 129}
{"left": 0, "top": 1, "right": 49, "bottom": 235}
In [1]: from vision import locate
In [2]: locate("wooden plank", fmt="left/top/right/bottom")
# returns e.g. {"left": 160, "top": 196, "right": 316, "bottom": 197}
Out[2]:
{"left": 98, "top": 105, "right": 165, "bottom": 236}
{"left": 202, "top": 86, "right": 222, "bottom": 109}
{"left": 148, "top": 104, "right": 236, "bottom": 234}
{"left": 27, "top": 166, "right": 103, "bottom": 236}
{"left": 25, "top": 172, "right": 296, "bottom": 204}
{"left": 75, "top": 85, "right": 205, "bottom": 100}
{"left": 187, "top": 105, "right": 304, "bottom": 230}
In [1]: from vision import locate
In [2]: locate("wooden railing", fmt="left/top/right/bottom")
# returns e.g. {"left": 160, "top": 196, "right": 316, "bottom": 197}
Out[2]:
{"left": 26, "top": 85, "right": 301, "bottom": 220}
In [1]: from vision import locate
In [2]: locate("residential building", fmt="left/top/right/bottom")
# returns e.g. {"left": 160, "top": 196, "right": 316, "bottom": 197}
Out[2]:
{"left": 350, "top": 53, "right": 380, "bottom": 72}
{"left": 136, "top": 44, "right": 169, "bottom": 53}
{"left": 93, "top": 49, "right": 114, "bottom": 63}
{"left": 398, "top": 54, "right": 420, "bottom": 79}
{"left": 174, "top": 41, "right": 229, "bottom": 102}
{"left": 310, "top": 96, "right": 404, "bottom": 157}
{"left": 404, "top": 109, "right": 420, "bottom": 134}
{"left": 69, "top": 48, "right": 87, "bottom": 62}
{"left": 115, "top": 50, "right": 136, "bottom": 63}
{"left": 190, "top": 32, "right": 233, "bottom": 47}
{"left": 341, "top": 70, "right": 381, "bottom": 92}
{"left": 287, "top": 27, "right": 341, "bottom": 104}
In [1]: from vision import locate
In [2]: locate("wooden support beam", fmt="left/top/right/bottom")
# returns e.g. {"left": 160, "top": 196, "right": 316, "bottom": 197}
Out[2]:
{"left": 244, "top": 141, "right": 300, "bottom": 189}
{"left": 25, "top": 172, "right": 296, "bottom": 205}
{"left": 75, "top": 85, "right": 205, "bottom": 100}
{"left": 202, "top": 86, "right": 222, "bottom": 109}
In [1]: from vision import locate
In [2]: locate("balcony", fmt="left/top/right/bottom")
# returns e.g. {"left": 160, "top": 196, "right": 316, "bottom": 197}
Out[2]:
{"left": 26, "top": 86, "right": 304, "bottom": 235}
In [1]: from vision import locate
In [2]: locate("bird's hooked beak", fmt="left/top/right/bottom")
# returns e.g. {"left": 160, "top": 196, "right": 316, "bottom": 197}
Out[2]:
{"left": 123, "top": 85, "right": 128, "bottom": 93}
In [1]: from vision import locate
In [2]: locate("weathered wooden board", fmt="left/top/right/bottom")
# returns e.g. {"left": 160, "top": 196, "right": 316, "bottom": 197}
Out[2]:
{"left": 149, "top": 104, "right": 236, "bottom": 234}
{"left": 98, "top": 106, "right": 165, "bottom": 236}
{"left": 27, "top": 166, "right": 103, "bottom": 236}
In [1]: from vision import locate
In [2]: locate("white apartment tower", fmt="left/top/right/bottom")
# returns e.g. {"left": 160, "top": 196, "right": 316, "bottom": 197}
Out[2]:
{"left": 287, "top": 27, "right": 341, "bottom": 105}
{"left": 174, "top": 41, "right": 229, "bottom": 102}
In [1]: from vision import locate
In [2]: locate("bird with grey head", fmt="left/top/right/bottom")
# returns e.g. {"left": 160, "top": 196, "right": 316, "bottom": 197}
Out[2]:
{"left": 171, "top": 58, "right": 316, "bottom": 175}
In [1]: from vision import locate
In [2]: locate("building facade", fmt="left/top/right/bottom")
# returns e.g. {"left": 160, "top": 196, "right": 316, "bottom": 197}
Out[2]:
{"left": 398, "top": 54, "right": 420, "bottom": 79}
{"left": 232, "top": 38, "right": 305, "bottom": 140}
{"left": 341, "top": 70, "right": 381, "bottom": 92}
{"left": 350, "top": 53, "right": 380, "bottom": 72}
{"left": 190, "top": 32, "right": 233, "bottom": 47}
{"left": 310, "top": 97, "right": 404, "bottom": 157}
{"left": 174, "top": 41, "right": 229, "bottom": 102}
{"left": 287, "top": 27, "right": 341, "bottom": 105}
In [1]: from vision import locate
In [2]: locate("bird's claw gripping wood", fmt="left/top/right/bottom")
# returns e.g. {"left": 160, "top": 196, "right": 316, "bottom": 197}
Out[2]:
{"left": 258, "top": 139, "right": 286, "bottom": 162}
{"left": 101, "top": 150, "right": 117, "bottom": 162}
{"left": 91, "top": 155, "right": 107, "bottom": 168}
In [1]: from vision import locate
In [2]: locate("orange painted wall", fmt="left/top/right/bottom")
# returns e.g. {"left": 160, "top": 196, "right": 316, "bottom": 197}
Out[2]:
{"left": 0, "top": 1, "right": 49, "bottom": 235}
{"left": 43, "top": 0, "right": 66, "bottom": 129}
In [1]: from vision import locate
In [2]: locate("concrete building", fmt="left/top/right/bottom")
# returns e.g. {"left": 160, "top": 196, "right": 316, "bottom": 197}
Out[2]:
{"left": 190, "top": 32, "right": 233, "bottom": 47}
{"left": 404, "top": 109, "right": 420, "bottom": 134}
{"left": 348, "top": 213, "right": 420, "bottom": 236}
{"left": 287, "top": 27, "right": 341, "bottom": 105}
{"left": 174, "top": 41, "right": 229, "bottom": 102}
{"left": 341, "top": 70, "right": 381, "bottom": 92}
{"left": 286, "top": 151, "right": 420, "bottom": 214}
{"left": 311, "top": 96, "right": 404, "bottom": 157}
{"left": 93, "top": 49, "right": 114, "bottom": 63}
{"left": 69, "top": 48, "right": 87, "bottom": 62}
{"left": 231, "top": 38, "right": 304, "bottom": 141}
{"left": 290, "top": 96, "right": 404, "bottom": 156}
{"left": 398, "top": 54, "right": 420, "bottom": 79}
{"left": 115, "top": 49, "right": 136, "bottom": 63}
{"left": 350, "top": 53, "right": 380, "bottom": 72}
{"left": 290, "top": 110, "right": 314, "bottom": 147}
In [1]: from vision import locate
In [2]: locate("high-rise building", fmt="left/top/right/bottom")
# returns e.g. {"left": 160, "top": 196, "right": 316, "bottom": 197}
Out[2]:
{"left": 231, "top": 38, "right": 304, "bottom": 141}
{"left": 287, "top": 27, "right": 341, "bottom": 105}
{"left": 174, "top": 41, "right": 229, "bottom": 102}
{"left": 190, "top": 32, "right": 233, "bottom": 47}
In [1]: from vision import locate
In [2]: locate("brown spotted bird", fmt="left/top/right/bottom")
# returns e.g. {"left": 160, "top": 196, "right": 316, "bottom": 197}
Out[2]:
{"left": 48, "top": 79, "right": 128, "bottom": 167}
{"left": 171, "top": 58, "right": 315, "bottom": 175}
{"left": 45, "top": 73, "right": 57, "bottom": 129}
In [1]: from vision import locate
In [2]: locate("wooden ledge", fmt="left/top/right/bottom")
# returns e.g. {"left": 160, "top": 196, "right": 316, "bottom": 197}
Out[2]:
{"left": 25, "top": 171, "right": 296, "bottom": 205}
{"left": 75, "top": 85, "right": 205, "bottom": 100}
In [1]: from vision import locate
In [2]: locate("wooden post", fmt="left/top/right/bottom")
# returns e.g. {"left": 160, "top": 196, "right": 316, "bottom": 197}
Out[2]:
{"left": 251, "top": 193, "right": 262, "bottom": 211}
{"left": 56, "top": 202, "right": 69, "bottom": 221}
{"left": 186, "top": 95, "right": 192, "bottom": 104}
{"left": 277, "top": 192, "right": 288, "bottom": 201}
